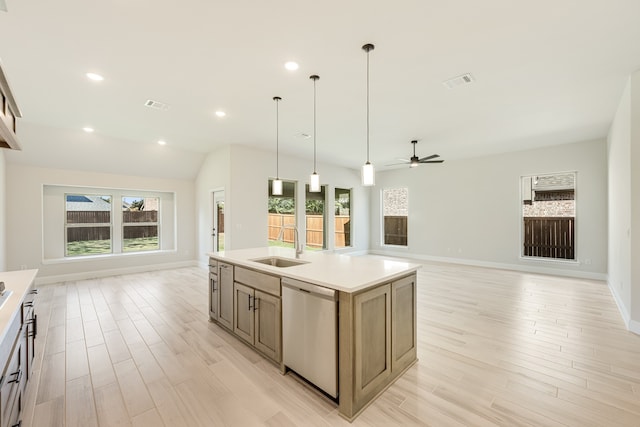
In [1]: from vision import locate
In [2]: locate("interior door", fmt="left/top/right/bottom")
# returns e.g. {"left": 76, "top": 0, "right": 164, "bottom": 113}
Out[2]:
{"left": 212, "top": 191, "right": 225, "bottom": 252}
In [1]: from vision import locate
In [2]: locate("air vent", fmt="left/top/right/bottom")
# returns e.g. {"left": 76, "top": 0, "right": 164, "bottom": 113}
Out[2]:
{"left": 442, "top": 73, "right": 475, "bottom": 89}
{"left": 144, "top": 99, "right": 170, "bottom": 110}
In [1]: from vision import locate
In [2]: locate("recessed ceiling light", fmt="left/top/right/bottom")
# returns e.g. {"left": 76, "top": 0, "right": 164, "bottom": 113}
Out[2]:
{"left": 82, "top": 127, "right": 94, "bottom": 133}
{"left": 284, "top": 61, "right": 299, "bottom": 71}
{"left": 86, "top": 72, "right": 104, "bottom": 82}
{"left": 215, "top": 111, "right": 226, "bottom": 118}
{"left": 157, "top": 140, "right": 167, "bottom": 146}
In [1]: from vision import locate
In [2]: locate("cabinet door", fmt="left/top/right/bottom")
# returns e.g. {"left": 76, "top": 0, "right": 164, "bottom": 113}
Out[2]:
{"left": 254, "top": 290, "right": 281, "bottom": 363}
{"left": 217, "top": 263, "right": 234, "bottom": 330}
{"left": 209, "top": 272, "right": 219, "bottom": 321}
{"left": 233, "top": 283, "right": 254, "bottom": 345}
{"left": 353, "top": 283, "right": 391, "bottom": 403}
{"left": 391, "top": 274, "right": 417, "bottom": 375}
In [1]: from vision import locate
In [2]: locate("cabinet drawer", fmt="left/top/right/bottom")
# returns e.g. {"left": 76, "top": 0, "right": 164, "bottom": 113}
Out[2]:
{"left": 208, "top": 259, "right": 218, "bottom": 275}
{"left": 234, "top": 266, "right": 280, "bottom": 296}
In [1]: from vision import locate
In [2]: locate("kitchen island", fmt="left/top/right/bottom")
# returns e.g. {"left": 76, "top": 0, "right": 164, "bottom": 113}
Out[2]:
{"left": 208, "top": 247, "right": 420, "bottom": 421}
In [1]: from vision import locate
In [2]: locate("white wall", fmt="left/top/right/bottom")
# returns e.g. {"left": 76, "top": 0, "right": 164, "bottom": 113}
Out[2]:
{"left": 6, "top": 164, "right": 196, "bottom": 282}
{"left": 372, "top": 139, "right": 608, "bottom": 279}
{"left": 0, "top": 149, "right": 6, "bottom": 271}
{"left": 607, "top": 76, "right": 632, "bottom": 324}
{"left": 195, "top": 144, "right": 370, "bottom": 267}
{"left": 609, "top": 70, "right": 640, "bottom": 332}
{"left": 195, "top": 145, "right": 231, "bottom": 265}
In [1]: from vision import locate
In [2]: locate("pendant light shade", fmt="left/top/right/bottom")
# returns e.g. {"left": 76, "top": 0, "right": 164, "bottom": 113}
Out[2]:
{"left": 309, "top": 75, "right": 321, "bottom": 193}
{"left": 272, "top": 96, "right": 283, "bottom": 196}
{"left": 361, "top": 43, "right": 375, "bottom": 187}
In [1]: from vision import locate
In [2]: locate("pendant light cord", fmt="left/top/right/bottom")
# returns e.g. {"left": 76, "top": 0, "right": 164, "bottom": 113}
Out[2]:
{"left": 311, "top": 75, "right": 319, "bottom": 173}
{"left": 366, "top": 48, "right": 370, "bottom": 163}
{"left": 274, "top": 96, "right": 281, "bottom": 179}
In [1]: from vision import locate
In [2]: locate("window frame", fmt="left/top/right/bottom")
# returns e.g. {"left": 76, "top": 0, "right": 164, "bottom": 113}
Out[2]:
{"left": 520, "top": 171, "right": 578, "bottom": 263}
{"left": 381, "top": 187, "right": 409, "bottom": 248}
{"left": 121, "top": 196, "right": 161, "bottom": 253}
{"left": 334, "top": 187, "right": 352, "bottom": 249}
{"left": 64, "top": 193, "right": 114, "bottom": 257}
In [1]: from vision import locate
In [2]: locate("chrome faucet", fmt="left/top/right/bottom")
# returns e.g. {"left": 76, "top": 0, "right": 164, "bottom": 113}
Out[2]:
{"left": 278, "top": 224, "right": 303, "bottom": 258}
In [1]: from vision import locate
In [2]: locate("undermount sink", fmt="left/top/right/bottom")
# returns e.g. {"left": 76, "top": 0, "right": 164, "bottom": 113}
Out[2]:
{"left": 250, "top": 256, "right": 309, "bottom": 268}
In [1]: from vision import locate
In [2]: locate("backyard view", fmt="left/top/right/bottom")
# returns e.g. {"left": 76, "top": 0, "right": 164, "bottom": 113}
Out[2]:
{"left": 65, "top": 194, "right": 159, "bottom": 256}
{"left": 267, "top": 181, "right": 351, "bottom": 250}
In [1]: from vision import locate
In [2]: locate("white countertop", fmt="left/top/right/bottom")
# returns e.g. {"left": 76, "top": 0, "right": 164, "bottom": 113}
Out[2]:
{"left": 209, "top": 247, "right": 420, "bottom": 293}
{"left": 0, "top": 269, "right": 38, "bottom": 344}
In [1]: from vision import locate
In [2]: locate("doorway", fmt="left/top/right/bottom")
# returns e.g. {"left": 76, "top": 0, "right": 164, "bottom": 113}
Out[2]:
{"left": 212, "top": 191, "right": 225, "bottom": 252}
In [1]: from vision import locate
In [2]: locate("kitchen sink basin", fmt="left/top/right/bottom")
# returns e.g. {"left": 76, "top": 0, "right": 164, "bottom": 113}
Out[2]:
{"left": 250, "top": 256, "right": 309, "bottom": 268}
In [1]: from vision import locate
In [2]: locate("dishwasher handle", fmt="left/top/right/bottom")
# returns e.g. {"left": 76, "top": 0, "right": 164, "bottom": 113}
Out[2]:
{"left": 282, "top": 277, "right": 336, "bottom": 300}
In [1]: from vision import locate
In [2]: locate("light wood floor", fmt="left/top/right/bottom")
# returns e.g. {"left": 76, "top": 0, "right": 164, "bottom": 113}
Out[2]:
{"left": 20, "top": 261, "right": 640, "bottom": 426}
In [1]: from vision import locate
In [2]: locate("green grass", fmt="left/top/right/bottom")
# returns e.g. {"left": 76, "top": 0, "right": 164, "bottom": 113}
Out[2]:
{"left": 66, "top": 237, "right": 158, "bottom": 256}
{"left": 123, "top": 237, "right": 159, "bottom": 252}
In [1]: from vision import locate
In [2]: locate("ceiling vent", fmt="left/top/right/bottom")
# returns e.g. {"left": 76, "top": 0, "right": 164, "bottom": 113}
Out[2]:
{"left": 144, "top": 99, "right": 170, "bottom": 110}
{"left": 442, "top": 73, "right": 475, "bottom": 89}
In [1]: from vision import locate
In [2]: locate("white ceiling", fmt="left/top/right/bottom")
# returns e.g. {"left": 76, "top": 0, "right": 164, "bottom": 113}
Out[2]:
{"left": 1, "top": 0, "right": 639, "bottom": 178}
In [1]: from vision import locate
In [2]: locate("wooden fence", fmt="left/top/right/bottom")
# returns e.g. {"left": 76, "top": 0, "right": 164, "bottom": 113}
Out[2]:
{"left": 384, "top": 216, "right": 407, "bottom": 246}
{"left": 523, "top": 217, "right": 574, "bottom": 259}
{"left": 268, "top": 214, "right": 351, "bottom": 248}
{"left": 66, "top": 211, "right": 158, "bottom": 242}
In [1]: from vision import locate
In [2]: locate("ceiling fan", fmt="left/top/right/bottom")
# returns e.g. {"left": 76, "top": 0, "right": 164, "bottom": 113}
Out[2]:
{"left": 386, "top": 140, "right": 444, "bottom": 168}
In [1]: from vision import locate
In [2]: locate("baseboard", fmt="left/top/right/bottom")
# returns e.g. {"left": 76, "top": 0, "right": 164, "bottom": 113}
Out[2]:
{"left": 35, "top": 260, "right": 198, "bottom": 285}
{"left": 368, "top": 250, "right": 608, "bottom": 281}
{"left": 607, "top": 280, "right": 632, "bottom": 329}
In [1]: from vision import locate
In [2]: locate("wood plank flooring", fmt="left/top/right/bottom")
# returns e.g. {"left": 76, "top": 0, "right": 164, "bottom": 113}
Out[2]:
{"left": 21, "top": 262, "right": 640, "bottom": 426}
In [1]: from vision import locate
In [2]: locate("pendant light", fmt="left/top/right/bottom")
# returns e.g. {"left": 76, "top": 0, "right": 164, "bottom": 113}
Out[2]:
{"left": 309, "top": 74, "right": 321, "bottom": 192}
{"left": 361, "top": 43, "right": 375, "bottom": 187}
{"left": 272, "top": 96, "right": 283, "bottom": 196}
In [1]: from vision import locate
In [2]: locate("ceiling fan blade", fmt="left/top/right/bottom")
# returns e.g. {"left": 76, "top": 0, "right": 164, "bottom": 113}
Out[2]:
{"left": 418, "top": 154, "right": 440, "bottom": 161}
{"left": 419, "top": 159, "right": 444, "bottom": 164}
{"left": 385, "top": 162, "right": 408, "bottom": 166}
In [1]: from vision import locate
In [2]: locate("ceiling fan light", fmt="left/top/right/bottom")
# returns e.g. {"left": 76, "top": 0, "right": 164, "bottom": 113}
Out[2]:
{"left": 272, "top": 178, "right": 283, "bottom": 196}
{"left": 310, "top": 172, "right": 321, "bottom": 192}
{"left": 362, "top": 162, "right": 375, "bottom": 186}
{"left": 410, "top": 160, "right": 419, "bottom": 168}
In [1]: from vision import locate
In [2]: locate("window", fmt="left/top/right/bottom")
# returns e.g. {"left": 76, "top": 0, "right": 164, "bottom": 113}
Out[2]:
{"left": 268, "top": 180, "right": 296, "bottom": 248}
{"left": 335, "top": 188, "right": 351, "bottom": 248}
{"left": 44, "top": 185, "right": 175, "bottom": 260}
{"left": 521, "top": 172, "right": 576, "bottom": 260}
{"left": 383, "top": 187, "right": 408, "bottom": 246}
{"left": 305, "top": 184, "right": 327, "bottom": 251}
{"left": 122, "top": 196, "right": 159, "bottom": 252}
{"left": 65, "top": 194, "right": 112, "bottom": 256}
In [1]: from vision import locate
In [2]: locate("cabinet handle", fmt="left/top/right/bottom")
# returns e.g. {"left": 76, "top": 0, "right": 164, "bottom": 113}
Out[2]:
{"left": 254, "top": 297, "right": 259, "bottom": 312}
{"left": 211, "top": 279, "right": 217, "bottom": 292}
{"left": 28, "top": 314, "right": 37, "bottom": 338}
{"left": 248, "top": 294, "right": 253, "bottom": 311}
{"left": 11, "top": 421, "right": 21, "bottom": 427}
{"left": 23, "top": 301, "right": 33, "bottom": 308}
{"left": 30, "top": 288, "right": 39, "bottom": 294}
{"left": 8, "top": 369, "right": 22, "bottom": 384}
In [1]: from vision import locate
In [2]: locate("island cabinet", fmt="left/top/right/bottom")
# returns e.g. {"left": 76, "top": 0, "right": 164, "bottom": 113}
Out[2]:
{"left": 233, "top": 267, "right": 281, "bottom": 363}
{"left": 217, "top": 262, "right": 234, "bottom": 331}
{"left": 208, "top": 260, "right": 218, "bottom": 321}
{"left": 338, "top": 272, "right": 417, "bottom": 420}
{"left": 208, "top": 250, "right": 419, "bottom": 422}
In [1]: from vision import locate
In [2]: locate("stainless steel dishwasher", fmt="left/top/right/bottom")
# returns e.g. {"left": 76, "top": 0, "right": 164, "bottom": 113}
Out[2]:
{"left": 282, "top": 277, "right": 338, "bottom": 399}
